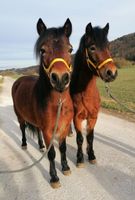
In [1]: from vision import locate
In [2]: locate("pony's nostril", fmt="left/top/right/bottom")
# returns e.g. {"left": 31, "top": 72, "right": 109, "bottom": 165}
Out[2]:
{"left": 50, "top": 72, "right": 70, "bottom": 92}
{"left": 106, "top": 69, "right": 113, "bottom": 77}
{"left": 50, "top": 73, "right": 59, "bottom": 84}
{"left": 104, "top": 69, "right": 118, "bottom": 82}
{"left": 62, "top": 73, "right": 70, "bottom": 85}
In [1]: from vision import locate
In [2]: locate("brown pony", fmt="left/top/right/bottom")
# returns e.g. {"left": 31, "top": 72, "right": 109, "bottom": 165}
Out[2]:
{"left": 70, "top": 23, "right": 117, "bottom": 167}
{"left": 12, "top": 18, "right": 73, "bottom": 188}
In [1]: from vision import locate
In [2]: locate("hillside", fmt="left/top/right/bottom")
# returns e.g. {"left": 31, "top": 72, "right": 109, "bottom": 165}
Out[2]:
{"left": 0, "top": 32, "right": 135, "bottom": 76}
{"left": 0, "top": 65, "right": 39, "bottom": 77}
{"left": 110, "top": 33, "right": 135, "bottom": 61}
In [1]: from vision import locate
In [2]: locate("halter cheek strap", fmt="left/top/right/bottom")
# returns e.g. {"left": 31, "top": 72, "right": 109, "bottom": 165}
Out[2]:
{"left": 43, "top": 58, "right": 72, "bottom": 76}
{"left": 85, "top": 48, "right": 113, "bottom": 71}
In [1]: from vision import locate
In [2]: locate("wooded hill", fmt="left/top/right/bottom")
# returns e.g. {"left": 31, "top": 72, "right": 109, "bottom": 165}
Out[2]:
{"left": 110, "top": 33, "right": 135, "bottom": 61}
{"left": 72, "top": 32, "right": 135, "bottom": 68}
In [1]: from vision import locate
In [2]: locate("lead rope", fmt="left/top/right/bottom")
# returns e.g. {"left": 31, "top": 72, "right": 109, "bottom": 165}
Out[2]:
{"left": 0, "top": 98, "right": 63, "bottom": 174}
{"left": 105, "top": 83, "right": 135, "bottom": 114}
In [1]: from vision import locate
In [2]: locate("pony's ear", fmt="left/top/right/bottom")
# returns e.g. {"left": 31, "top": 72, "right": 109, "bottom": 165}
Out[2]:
{"left": 103, "top": 23, "right": 109, "bottom": 35}
{"left": 63, "top": 18, "right": 72, "bottom": 37}
{"left": 37, "top": 18, "right": 47, "bottom": 35}
{"left": 85, "top": 22, "right": 93, "bottom": 35}
{"left": 85, "top": 23, "right": 93, "bottom": 46}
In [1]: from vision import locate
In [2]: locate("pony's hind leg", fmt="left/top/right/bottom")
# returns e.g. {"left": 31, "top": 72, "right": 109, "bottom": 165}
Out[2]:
{"left": 37, "top": 129, "right": 45, "bottom": 152}
{"left": 86, "top": 129, "right": 96, "bottom": 164}
{"left": 13, "top": 105, "right": 27, "bottom": 149}
{"left": 59, "top": 139, "right": 71, "bottom": 176}
{"left": 48, "top": 145, "right": 61, "bottom": 188}
{"left": 20, "top": 123, "right": 27, "bottom": 149}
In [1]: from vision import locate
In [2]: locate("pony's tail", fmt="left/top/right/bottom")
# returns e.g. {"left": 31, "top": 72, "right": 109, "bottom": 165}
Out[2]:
{"left": 26, "top": 122, "right": 38, "bottom": 137}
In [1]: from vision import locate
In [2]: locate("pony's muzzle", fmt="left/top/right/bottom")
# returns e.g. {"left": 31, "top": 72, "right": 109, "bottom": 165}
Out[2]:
{"left": 104, "top": 69, "right": 118, "bottom": 82}
{"left": 101, "top": 67, "right": 118, "bottom": 82}
{"left": 50, "top": 72, "right": 71, "bottom": 92}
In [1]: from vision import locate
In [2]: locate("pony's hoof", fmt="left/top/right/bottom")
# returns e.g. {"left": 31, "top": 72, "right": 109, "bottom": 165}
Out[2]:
{"left": 63, "top": 170, "right": 71, "bottom": 176}
{"left": 76, "top": 163, "right": 85, "bottom": 168}
{"left": 89, "top": 159, "right": 97, "bottom": 164}
{"left": 21, "top": 145, "right": 27, "bottom": 150}
{"left": 50, "top": 181, "right": 61, "bottom": 189}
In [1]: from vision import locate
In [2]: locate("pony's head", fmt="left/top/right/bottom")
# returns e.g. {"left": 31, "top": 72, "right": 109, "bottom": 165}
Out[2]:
{"left": 84, "top": 23, "right": 117, "bottom": 82}
{"left": 35, "top": 18, "right": 73, "bottom": 92}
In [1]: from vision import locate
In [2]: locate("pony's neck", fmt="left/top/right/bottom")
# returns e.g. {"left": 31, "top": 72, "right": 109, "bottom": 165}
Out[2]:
{"left": 35, "top": 65, "right": 52, "bottom": 108}
{"left": 71, "top": 49, "right": 97, "bottom": 94}
{"left": 50, "top": 87, "right": 70, "bottom": 105}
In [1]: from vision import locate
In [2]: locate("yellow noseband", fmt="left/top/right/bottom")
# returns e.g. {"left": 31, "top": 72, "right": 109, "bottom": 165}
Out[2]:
{"left": 85, "top": 49, "right": 113, "bottom": 70}
{"left": 43, "top": 58, "right": 72, "bottom": 75}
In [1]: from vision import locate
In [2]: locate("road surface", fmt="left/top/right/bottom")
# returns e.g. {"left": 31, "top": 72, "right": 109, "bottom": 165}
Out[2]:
{"left": 0, "top": 77, "right": 135, "bottom": 200}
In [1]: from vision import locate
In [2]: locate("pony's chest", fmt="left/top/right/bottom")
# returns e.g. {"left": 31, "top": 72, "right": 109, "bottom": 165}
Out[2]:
{"left": 47, "top": 101, "right": 73, "bottom": 124}
{"left": 72, "top": 86, "right": 100, "bottom": 119}
{"left": 54, "top": 104, "right": 73, "bottom": 125}
{"left": 53, "top": 104, "right": 73, "bottom": 139}
{"left": 61, "top": 104, "right": 73, "bottom": 115}
{"left": 83, "top": 86, "right": 100, "bottom": 106}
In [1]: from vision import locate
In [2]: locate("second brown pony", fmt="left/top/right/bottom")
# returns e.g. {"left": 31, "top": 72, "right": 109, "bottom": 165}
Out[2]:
{"left": 70, "top": 23, "right": 117, "bottom": 167}
{"left": 12, "top": 18, "right": 73, "bottom": 188}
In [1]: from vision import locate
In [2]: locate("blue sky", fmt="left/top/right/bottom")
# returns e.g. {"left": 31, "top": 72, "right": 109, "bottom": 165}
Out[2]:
{"left": 0, "top": 0, "right": 135, "bottom": 68}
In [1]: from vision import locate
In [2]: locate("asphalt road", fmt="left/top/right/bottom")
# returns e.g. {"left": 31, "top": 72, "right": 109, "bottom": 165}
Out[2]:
{"left": 0, "top": 77, "right": 135, "bottom": 200}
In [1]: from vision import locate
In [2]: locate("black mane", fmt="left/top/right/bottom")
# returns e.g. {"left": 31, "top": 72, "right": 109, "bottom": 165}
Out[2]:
{"left": 70, "top": 26, "right": 109, "bottom": 95}
{"left": 78, "top": 26, "right": 109, "bottom": 53}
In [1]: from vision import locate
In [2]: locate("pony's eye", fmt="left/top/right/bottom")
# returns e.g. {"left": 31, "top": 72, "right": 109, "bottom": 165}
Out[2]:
{"left": 40, "top": 48, "right": 45, "bottom": 55}
{"left": 68, "top": 47, "right": 73, "bottom": 53}
{"left": 89, "top": 45, "right": 96, "bottom": 52}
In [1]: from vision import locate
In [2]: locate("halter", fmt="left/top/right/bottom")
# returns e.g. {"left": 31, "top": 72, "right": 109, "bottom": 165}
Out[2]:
{"left": 85, "top": 48, "right": 113, "bottom": 72}
{"left": 43, "top": 58, "right": 72, "bottom": 76}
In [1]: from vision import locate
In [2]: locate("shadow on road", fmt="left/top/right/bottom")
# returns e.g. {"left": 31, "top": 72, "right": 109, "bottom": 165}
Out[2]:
{"left": 0, "top": 105, "right": 50, "bottom": 185}
{"left": 96, "top": 132, "right": 135, "bottom": 157}
{"left": 87, "top": 164, "right": 135, "bottom": 200}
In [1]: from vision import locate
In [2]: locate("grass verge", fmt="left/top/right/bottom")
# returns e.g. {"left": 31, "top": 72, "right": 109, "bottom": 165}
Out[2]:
{"left": 97, "top": 67, "right": 135, "bottom": 121}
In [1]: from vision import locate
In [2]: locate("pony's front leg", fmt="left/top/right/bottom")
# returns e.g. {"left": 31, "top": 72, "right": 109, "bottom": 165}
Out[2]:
{"left": 76, "top": 130, "right": 84, "bottom": 167}
{"left": 48, "top": 145, "right": 61, "bottom": 188}
{"left": 59, "top": 139, "right": 71, "bottom": 176}
{"left": 74, "top": 115, "right": 85, "bottom": 168}
{"left": 86, "top": 118, "right": 97, "bottom": 164}
{"left": 86, "top": 130, "right": 96, "bottom": 164}
{"left": 42, "top": 128, "right": 60, "bottom": 188}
